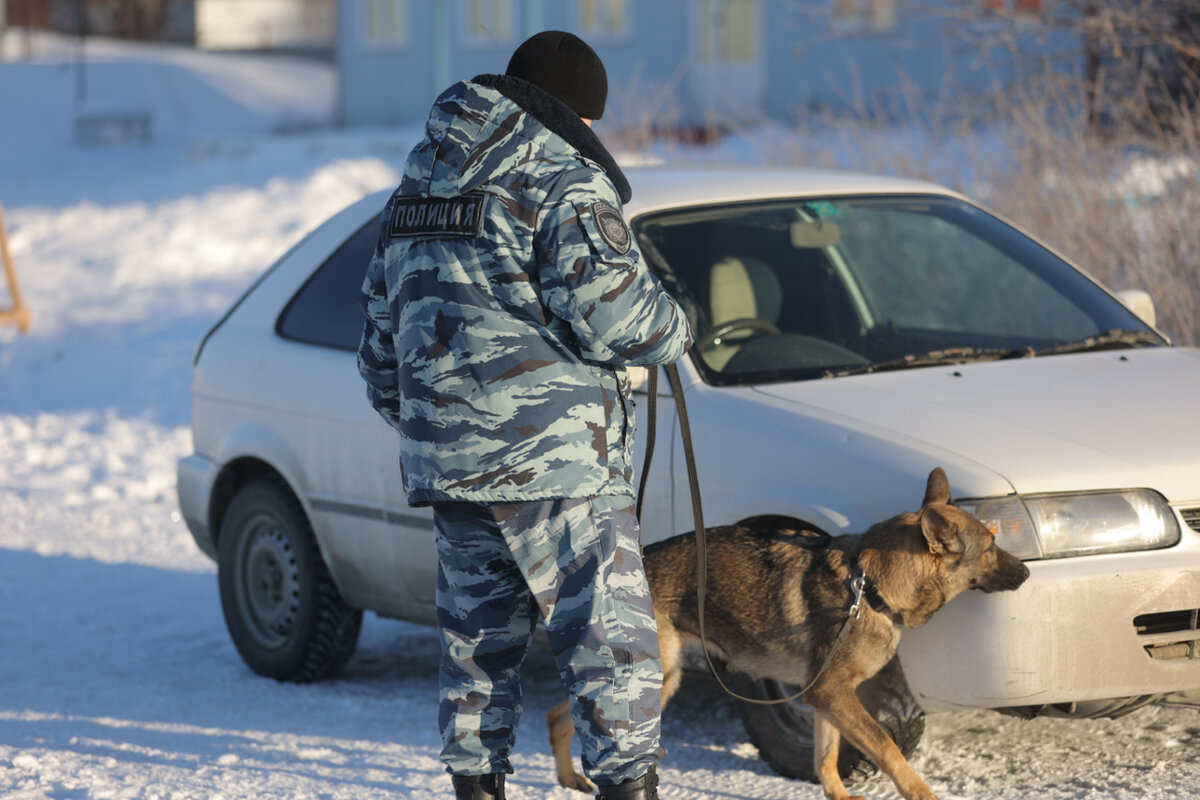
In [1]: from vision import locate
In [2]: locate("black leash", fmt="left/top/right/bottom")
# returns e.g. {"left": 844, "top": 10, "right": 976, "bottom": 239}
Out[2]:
{"left": 638, "top": 362, "right": 866, "bottom": 705}
{"left": 634, "top": 366, "right": 658, "bottom": 527}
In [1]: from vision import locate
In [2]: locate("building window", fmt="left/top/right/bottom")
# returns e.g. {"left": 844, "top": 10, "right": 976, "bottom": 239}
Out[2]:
{"left": 364, "top": 0, "right": 408, "bottom": 48}
{"left": 723, "top": 0, "right": 758, "bottom": 61}
{"left": 833, "top": 0, "right": 896, "bottom": 32}
{"left": 464, "top": 0, "right": 517, "bottom": 47}
{"left": 578, "top": 0, "right": 631, "bottom": 40}
{"left": 698, "top": 0, "right": 760, "bottom": 63}
{"left": 870, "top": 0, "right": 896, "bottom": 29}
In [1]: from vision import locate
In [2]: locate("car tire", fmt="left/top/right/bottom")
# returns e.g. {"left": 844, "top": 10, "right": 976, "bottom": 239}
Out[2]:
{"left": 217, "top": 477, "right": 363, "bottom": 682}
{"left": 730, "top": 655, "right": 924, "bottom": 783}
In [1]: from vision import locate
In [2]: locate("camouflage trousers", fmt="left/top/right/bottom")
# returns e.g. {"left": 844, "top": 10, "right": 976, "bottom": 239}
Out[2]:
{"left": 433, "top": 495, "right": 664, "bottom": 786}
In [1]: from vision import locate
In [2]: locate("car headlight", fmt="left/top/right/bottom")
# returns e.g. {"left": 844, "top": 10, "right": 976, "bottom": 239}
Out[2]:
{"left": 957, "top": 490, "right": 1180, "bottom": 560}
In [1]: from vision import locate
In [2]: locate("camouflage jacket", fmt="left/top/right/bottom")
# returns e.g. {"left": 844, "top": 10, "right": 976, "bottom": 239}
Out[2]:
{"left": 357, "top": 75, "right": 693, "bottom": 507}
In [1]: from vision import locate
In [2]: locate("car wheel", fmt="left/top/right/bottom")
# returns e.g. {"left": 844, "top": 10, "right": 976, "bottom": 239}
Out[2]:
{"left": 730, "top": 655, "right": 924, "bottom": 783}
{"left": 217, "top": 477, "right": 363, "bottom": 682}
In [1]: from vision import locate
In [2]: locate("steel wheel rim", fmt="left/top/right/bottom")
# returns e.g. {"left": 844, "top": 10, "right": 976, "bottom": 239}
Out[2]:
{"left": 236, "top": 515, "right": 301, "bottom": 649}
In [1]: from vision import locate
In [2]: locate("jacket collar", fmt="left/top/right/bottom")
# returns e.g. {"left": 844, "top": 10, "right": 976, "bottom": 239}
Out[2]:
{"left": 471, "top": 73, "right": 632, "bottom": 204}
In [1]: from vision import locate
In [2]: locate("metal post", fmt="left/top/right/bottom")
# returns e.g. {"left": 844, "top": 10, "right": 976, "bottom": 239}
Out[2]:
{"left": 23, "top": 0, "right": 34, "bottom": 59}
{"left": 76, "top": 0, "right": 87, "bottom": 107}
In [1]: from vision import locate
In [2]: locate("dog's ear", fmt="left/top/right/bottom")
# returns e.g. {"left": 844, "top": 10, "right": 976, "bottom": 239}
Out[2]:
{"left": 922, "top": 467, "right": 952, "bottom": 507}
{"left": 920, "top": 506, "right": 963, "bottom": 555}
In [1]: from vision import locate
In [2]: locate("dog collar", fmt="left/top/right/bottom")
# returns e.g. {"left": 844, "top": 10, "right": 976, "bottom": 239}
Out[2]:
{"left": 849, "top": 562, "right": 894, "bottom": 618}
{"left": 863, "top": 581, "right": 891, "bottom": 615}
{"left": 847, "top": 567, "right": 867, "bottom": 620}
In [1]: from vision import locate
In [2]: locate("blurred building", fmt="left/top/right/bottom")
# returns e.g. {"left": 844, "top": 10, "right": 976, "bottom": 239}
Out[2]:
{"left": 4, "top": 0, "right": 196, "bottom": 42}
{"left": 335, "top": 0, "right": 1081, "bottom": 130}
{"left": 2, "top": 0, "right": 335, "bottom": 52}
{"left": 196, "top": 0, "right": 333, "bottom": 54}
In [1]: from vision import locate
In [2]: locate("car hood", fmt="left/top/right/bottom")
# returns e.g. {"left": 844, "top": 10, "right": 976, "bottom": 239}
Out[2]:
{"left": 752, "top": 347, "right": 1200, "bottom": 503}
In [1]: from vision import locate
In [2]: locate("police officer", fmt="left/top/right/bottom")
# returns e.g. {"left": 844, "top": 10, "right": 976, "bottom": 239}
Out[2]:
{"left": 357, "top": 30, "right": 692, "bottom": 800}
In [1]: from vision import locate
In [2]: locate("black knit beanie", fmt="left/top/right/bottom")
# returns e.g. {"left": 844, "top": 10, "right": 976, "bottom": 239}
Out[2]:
{"left": 505, "top": 30, "right": 608, "bottom": 120}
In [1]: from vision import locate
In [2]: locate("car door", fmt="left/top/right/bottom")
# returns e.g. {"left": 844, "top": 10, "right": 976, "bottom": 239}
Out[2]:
{"left": 274, "top": 213, "right": 439, "bottom": 622}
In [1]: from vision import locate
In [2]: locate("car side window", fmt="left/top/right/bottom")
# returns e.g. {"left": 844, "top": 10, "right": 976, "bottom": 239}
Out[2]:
{"left": 277, "top": 220, "right": 379, "bottom": 351}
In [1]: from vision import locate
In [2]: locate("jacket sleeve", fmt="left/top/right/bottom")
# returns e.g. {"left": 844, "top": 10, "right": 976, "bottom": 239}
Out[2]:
{"left": 357, "top": 225, "right": 403, "bottom": 432}
{"left": 535, "top": 174, "right": 693, "bottom": 366}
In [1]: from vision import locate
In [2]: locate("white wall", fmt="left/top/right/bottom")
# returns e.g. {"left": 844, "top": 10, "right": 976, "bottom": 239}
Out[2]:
{"left": 198, "top": 0, "right": 334, "bottom": 50}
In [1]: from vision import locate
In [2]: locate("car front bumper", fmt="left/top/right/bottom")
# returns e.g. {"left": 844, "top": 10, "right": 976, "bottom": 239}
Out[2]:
{"left": 899, "top": 535, "right": 1200, "bottom": 712}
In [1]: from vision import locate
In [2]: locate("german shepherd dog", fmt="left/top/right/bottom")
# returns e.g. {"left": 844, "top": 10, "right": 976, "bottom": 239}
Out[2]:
{"left": 549, "top": 468, "right": 1030, "bottom": 800}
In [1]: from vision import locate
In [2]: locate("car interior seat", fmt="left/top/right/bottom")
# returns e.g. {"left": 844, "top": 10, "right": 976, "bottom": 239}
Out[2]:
{"left": 704, "top": 255, "right": 783, "bottom": 370}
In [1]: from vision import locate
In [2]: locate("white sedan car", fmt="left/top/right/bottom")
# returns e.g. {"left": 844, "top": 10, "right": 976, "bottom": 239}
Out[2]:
{"left": 177, "top": 167, "right": 1200, "bottom": 782}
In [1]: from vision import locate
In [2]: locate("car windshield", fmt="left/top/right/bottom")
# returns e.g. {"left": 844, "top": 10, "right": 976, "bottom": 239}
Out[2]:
{"left": 634, "top": 194, "right": 1161, "bottom": 386}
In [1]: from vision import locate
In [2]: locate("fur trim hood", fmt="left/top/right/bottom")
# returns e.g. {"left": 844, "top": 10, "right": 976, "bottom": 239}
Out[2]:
{"left": 413, "top": 74, "right": 631, "bottom": 204}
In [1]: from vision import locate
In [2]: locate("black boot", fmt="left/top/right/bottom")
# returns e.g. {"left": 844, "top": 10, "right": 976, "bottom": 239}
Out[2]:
{"left": 595, "top": 765, "right": 658, "bottom": 800}
{"left": 451, "top": 773, "right": 505, "bottom": 800}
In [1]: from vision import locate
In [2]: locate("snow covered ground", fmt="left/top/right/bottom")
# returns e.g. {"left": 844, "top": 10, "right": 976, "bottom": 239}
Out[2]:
{"left": 1, "top": 31, "right": 1198, "bottom": 800}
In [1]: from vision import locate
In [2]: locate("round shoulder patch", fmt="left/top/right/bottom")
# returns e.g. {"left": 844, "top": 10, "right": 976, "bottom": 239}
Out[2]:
{"left": 591, "top": 201, "right": 633, "bottom": 255}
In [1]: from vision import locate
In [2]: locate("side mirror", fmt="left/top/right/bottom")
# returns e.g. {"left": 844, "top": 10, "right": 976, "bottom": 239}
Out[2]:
{"left": 1115, "top": 289, "right": 1157, "bottom": 328}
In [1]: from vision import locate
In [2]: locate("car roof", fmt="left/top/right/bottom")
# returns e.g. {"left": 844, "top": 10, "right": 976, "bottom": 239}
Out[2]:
{"left": 356, "top": 165, "right": 962, "bottom": 223}
{"left": 622, "top": 165, "right": 958, "bottom": 217}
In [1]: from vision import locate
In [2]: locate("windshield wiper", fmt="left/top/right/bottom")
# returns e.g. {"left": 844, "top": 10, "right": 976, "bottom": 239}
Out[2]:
{"left": 824, "top": 346, "right": 1024, "bottom": 378}
{"left": 1026, "top": 328, "right": 1163, "bottom": 357}
{"left": 824, "top": 329, "right": 1163, "bottom": 379}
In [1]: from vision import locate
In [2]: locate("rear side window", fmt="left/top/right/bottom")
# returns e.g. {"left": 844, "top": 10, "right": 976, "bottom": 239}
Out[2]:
{"left": 277, "top": 220, "right": 379, "bottom": 351}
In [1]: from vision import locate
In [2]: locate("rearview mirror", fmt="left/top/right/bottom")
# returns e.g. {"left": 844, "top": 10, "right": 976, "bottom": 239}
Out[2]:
{"left": 791, "top": 220, "right": 841, "bottom": 248}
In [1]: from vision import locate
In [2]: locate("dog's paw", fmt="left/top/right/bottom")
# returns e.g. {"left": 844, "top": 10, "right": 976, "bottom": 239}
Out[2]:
{"left": 564, "top": 772, "right": 596, "bottom": 794}
{"left": 903, "top": 788, "right": 938, "bottom": 800}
